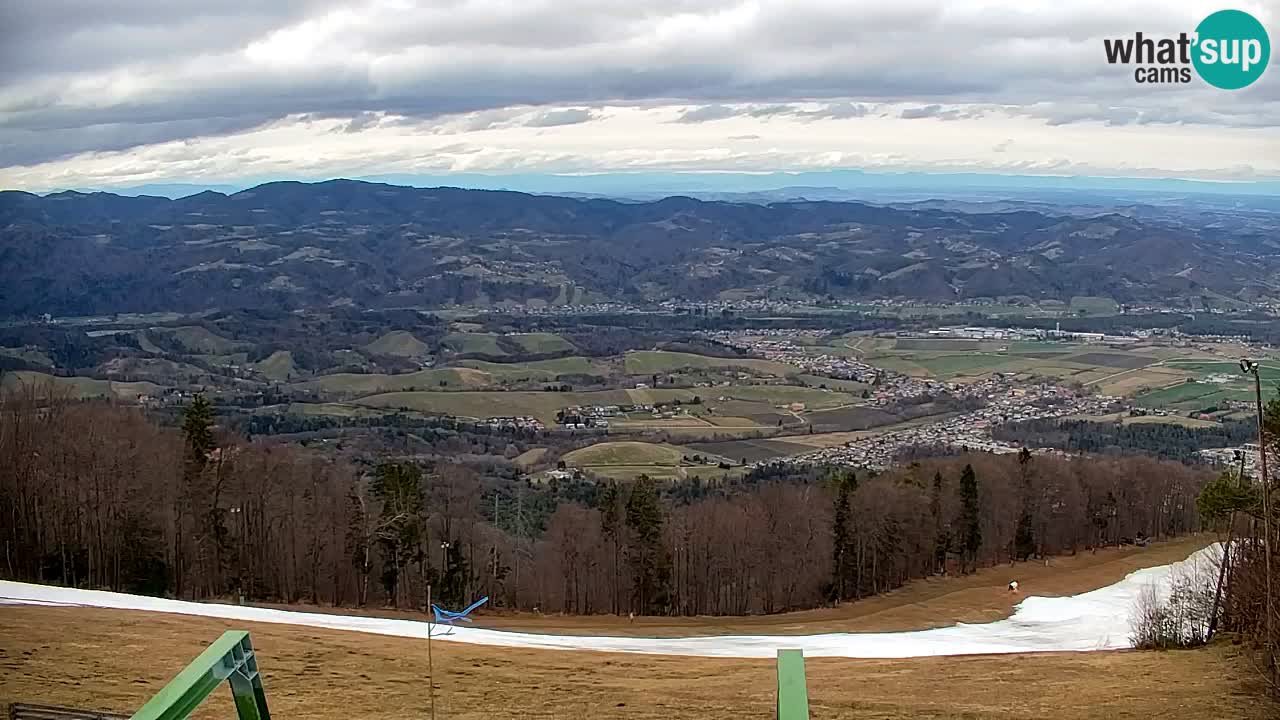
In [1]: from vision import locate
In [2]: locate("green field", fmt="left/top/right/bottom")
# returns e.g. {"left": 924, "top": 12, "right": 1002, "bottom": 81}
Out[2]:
{"left": 912, "top": 354, "right": 1016, "bottom": 376}
{"left": 563, "top": 441, "right": 686, "bottom": 467}
{"left": 442, "top": 332, "right": 507, "bottom": 356}
{"left": 1, "top": 371, "right": 160, "bottom": 400}
{"left": 296, "top": 367, "right": 488, "bottom": 395}
{"left": 796, "top": 374, "right": 870, "bottom": 393}
{"left": 364, "top": 331, "right": 431, "bottom": 358}
{"left": 1069, "top": 296, "right": 1120, "bottom": 315}
{"left": 1136, "top": 380, "right": 1280, "bottom": 410}
{"left": 0, "top": 346, "right": 54, "bottom": 366}
{"left": 456, "top": 357, "right": 601, "bottom": 382}
{"left": 1163, "top": 360, "right": 1280, "bottom": 382}
{"left": 624, "top": 351, "right": 796, "bottom": 377}
{"left": 710, "top": 385, "right": 857, "bottom": 409}
{"left": 355, "top": 388, "right": 699, "bottom": 423}
{"left": 508, "top": 332, "right": 575, "bottom": 354}
{"left": 252, "top": 350, "right": 296, "bottom": 381}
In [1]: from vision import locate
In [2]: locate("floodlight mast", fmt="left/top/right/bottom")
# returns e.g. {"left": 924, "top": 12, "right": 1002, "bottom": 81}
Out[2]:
{"left": 1242, "top": 358, "right": 1273, "bottom": 659}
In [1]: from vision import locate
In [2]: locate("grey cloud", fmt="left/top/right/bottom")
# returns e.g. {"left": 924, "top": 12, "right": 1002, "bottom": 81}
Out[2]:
{"left": 899, "top": 105, "right": 943, "bottom": 119}
{"left": 523, "top": 108, "right": 598, "bottom": 127}
{"left": 337, "top": 112, "right": 385, "bottom": 134}
{"left": 674, "top": 102, "right": 870, "bottom": 124}
{"left": 1, "top": 0, "right": 1275, "bottom": 168}
{"left": 673, "top": 104, "right": 739, "bottom": 123}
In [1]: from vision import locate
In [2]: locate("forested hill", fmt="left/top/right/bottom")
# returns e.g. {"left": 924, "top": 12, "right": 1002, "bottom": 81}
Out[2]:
{"left": 1, "top": 394, "right": 1208, "bottom": 616}
{"left": 2, "top": 179, "right": 1276, "bottom": 315}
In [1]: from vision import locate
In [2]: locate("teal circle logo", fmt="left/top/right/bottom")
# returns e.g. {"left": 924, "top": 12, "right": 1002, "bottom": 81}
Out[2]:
{"left": 1193, "top": 10, "right": 1270, "bottom": 89}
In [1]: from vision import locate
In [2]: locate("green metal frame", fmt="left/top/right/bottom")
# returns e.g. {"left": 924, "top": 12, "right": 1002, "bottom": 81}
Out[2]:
{"left": 130, "top": 631, "right": 270, "bottom": 720}
{"left": 776, "top": 649, "right": 810, "bottom": 720}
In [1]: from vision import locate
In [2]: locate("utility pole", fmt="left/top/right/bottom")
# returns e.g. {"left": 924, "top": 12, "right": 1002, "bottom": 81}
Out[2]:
{"left": 426, "top": 583, "right": 436, "bottom": 720}
{"left": 1242, "top": 358, "right": 1273, "bottom": 657}
{"left": 1209, "top": 450, "right": 1248, "bottom": 640}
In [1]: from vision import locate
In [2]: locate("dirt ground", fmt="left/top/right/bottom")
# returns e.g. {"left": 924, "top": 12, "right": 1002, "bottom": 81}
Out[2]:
{"left": 4, "top": 534, "right": 1273, "bottom": 719}
{"left": 1, "top": 605, "right": 1273, "bottom": 720}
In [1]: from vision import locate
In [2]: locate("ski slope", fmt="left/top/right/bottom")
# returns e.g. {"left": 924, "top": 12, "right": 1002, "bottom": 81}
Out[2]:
{"left": 0, "top": 544, "right": 1219, "bottom": 659}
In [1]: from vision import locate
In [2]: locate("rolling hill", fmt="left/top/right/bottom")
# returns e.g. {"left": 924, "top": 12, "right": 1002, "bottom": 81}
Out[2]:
{"left": 2, "top": 179, "right": 1277, "bottom": 317}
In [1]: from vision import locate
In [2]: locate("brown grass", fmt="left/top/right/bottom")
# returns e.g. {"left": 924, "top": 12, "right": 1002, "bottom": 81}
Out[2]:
{"left": 1, "top": 604, "right": 1272, "bottom": 720}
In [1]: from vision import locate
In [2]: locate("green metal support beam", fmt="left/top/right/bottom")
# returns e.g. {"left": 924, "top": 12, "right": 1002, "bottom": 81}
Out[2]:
{"left": 130, "top": 630, "right": 270, "bottom": 720}
{"left": 776, "top": 648, "right": 810, "bottom": 720}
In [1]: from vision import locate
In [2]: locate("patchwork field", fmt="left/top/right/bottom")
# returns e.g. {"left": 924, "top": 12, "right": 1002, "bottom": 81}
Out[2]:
{"left": 623, "top": 350, "right": 797, "bottom": 377}
{"left": 455, "top": 357, "right": 604, "bottom": 382}
{"left": 803, "top": 405, "right": 902, "bottom": 433}
{"left": 707, "top": 385, "right": 857, "bottom": 409}
{"left": 0, "top": 371, "right": 161, "bottom": 400}
{"left": 354, "top": 388, "right": 699, "bottom": 423}
{"left": 1092, "top": 367, "right": 1193, "bottom": 396}
{"left": 295, "top": 367, "right": 489, "bottom": 395}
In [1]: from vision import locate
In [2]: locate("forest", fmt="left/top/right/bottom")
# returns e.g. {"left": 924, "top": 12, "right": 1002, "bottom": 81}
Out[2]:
{"left": 993, "top": 417, "right": 1257, "bottom": 462}
{"left": 1, "top": 388, "right": 1210, "bottom": 617}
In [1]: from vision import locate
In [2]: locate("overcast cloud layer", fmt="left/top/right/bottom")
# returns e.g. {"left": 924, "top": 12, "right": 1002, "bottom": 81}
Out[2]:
{"left": 0, "top": 0, "right": 1276, "bottom": 190}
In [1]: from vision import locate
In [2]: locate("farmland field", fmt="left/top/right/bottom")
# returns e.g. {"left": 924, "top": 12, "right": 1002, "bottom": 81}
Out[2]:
{"left": 364, "top": 330, "right": 431, "bottom": 358}
{"left": 893, "top": 338, "right": 980, "bottom": 351}
{"left": 1134, "top": 381, "right": 1221, "bottom": 407}
{"left": 1069, "top": 295, "right": 1120, "bottom": 314}
{"left": 1069, "top": 352, "right": 1156, "bottom": 369}
{"left": 804, "top": 405, "right": 901, "bottom": 432}
{"left": 912, "top": 353, "right": 1015, "bottom": 376}
{"left": 507, "top": 332, "right": 576, "bottom": 354}
{"left": 252, "top": 350, "right": 296, "bottom": 381}
{"left": 0, "top": 371, "right": 160, "bottom": 400}
{"left": 795, "top": 374, "right": 869, "bottom": 393}
{"left": 563, "top": 441, "right": 687, "bottom": 467}
{"left": 354, "top": 388, "right": 698, "bottom": 423}
{"left": 623, "top": 350, "right": 796, "bottom": 377}
{"left": 708, "top": 385, "right": 857, "bottom": 409}
{"left": 442, "top": 332, "right": 508, "bottom": 356}
{"left": 295, "top": 367, "right": 488, "bottom": 395}
{"left": 686, "top": 438, "right": 811, "bottom": 463}
{"left": 0, "top": 345, "right": 54, "bottom": 366}
{"left": 455, "top": 357, "right": 602, "bottom": 382}
{"left": 1093, "top": 367, "right": 1193, "bottom": 396}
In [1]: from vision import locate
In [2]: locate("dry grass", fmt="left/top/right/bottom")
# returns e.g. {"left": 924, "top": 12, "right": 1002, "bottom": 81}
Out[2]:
{"left": 5, "top": 535, "right": 1268, "bottom": 720}
{"left": 1, "top": 604, "right": 1272, "bottom": 720}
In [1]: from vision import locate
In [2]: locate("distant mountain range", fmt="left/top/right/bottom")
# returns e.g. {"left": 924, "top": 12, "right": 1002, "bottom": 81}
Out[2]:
{"left": 1, "top": 179, "right": 1277, "bottom": 317}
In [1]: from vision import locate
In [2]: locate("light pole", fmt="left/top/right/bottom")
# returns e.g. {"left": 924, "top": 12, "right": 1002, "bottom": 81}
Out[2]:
{"left": 1241, "top": 358, "right": 1272, "bottom": 653}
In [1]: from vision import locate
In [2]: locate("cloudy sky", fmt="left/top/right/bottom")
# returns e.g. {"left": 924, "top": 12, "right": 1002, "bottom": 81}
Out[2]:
{"left": 0, "top": 0, "right": 1276, "bottom": 191}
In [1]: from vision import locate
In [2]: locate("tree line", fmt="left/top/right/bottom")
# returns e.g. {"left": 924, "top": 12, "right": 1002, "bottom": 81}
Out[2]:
{"left": 1, "top": 388, "right": 1210, "bottom": 616}
{"left": 994, "top": 416, "right": 1257, "bottom": 463}
{"left": 1199, "top": 397, "right": 1280, "bottom": 696}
